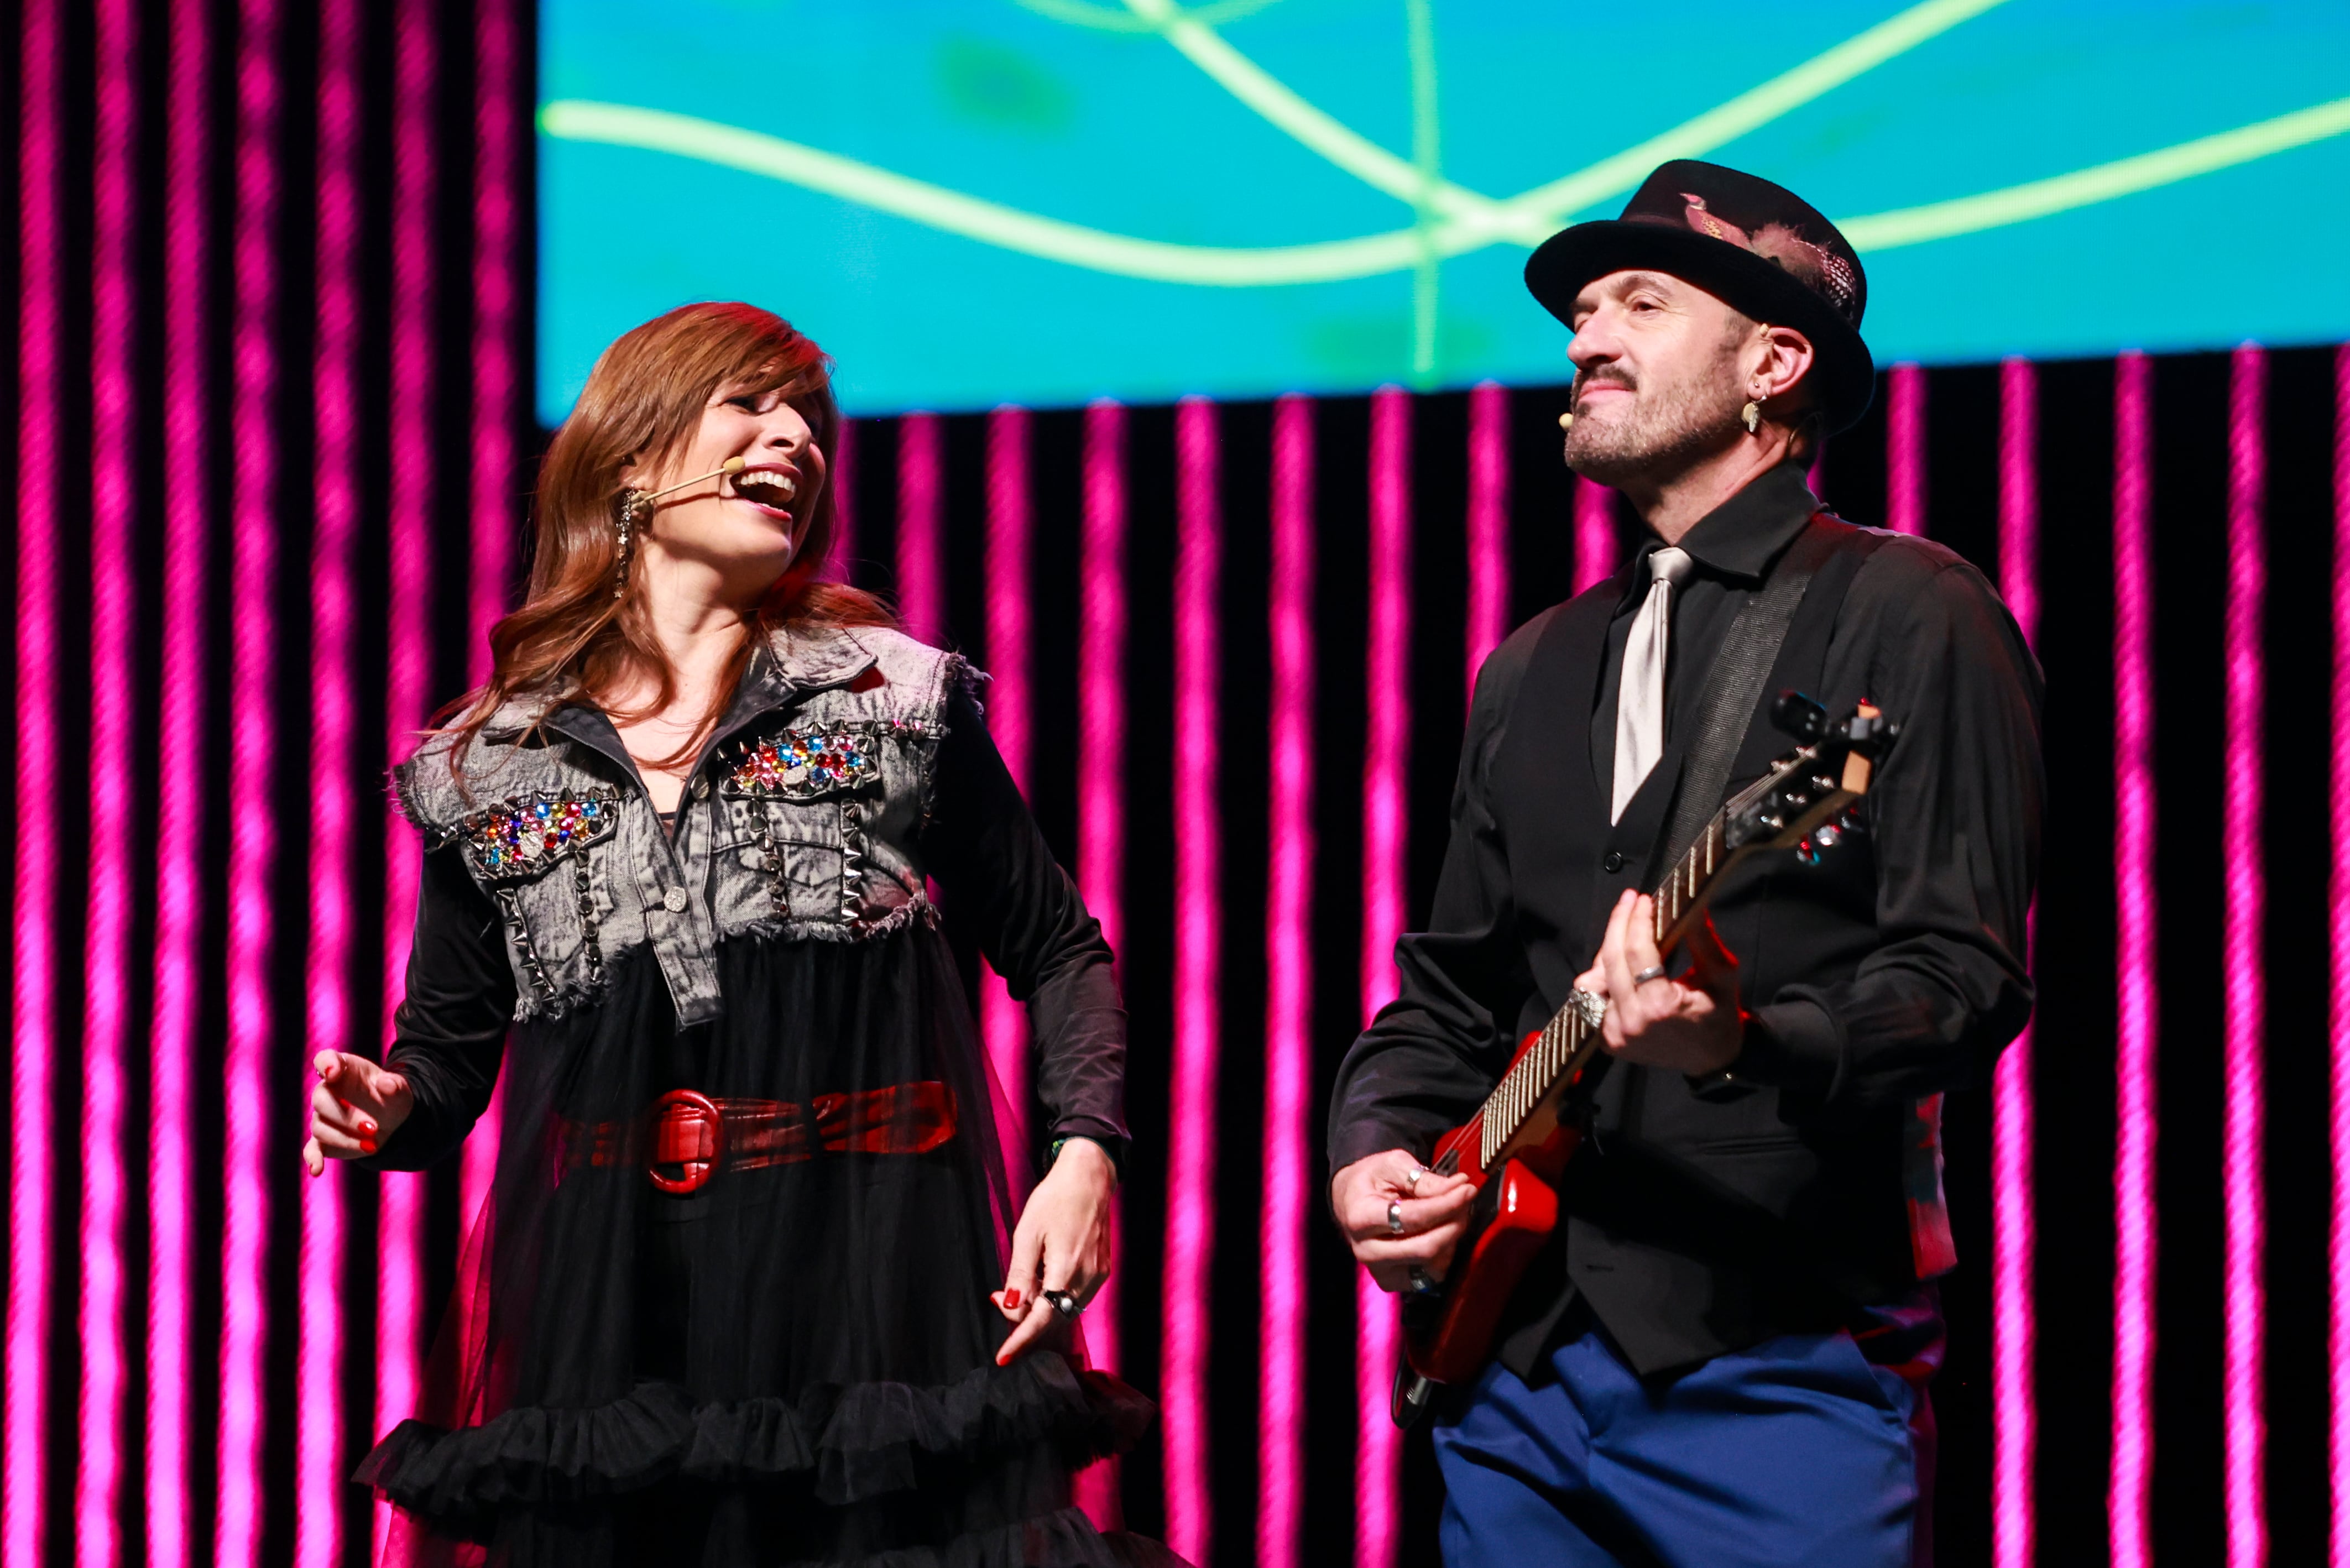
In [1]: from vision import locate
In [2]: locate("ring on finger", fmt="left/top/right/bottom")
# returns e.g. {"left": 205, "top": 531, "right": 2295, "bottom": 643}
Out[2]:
{"left": 1387, "top": 1200, "right": 1406, "bottom": 1236}
{"left": 1043, "top": 1290, "right": 1082, "bottom": 1319}
{"left": 1404, "top": 1165, "right": 1425, "bottom": 1195}
{"left": 1631, "top": 963, "right": 1669, "bottom": 986}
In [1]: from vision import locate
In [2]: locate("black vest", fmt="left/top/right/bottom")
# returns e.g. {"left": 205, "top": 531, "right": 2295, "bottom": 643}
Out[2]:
{"left": 1486, "top": 516, "right": 1916, "bottom": 1376}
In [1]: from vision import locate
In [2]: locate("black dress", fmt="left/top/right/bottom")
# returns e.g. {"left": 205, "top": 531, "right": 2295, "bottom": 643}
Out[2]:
{"left": 354, "top": 675, "right": 1172, "bottom": 1568}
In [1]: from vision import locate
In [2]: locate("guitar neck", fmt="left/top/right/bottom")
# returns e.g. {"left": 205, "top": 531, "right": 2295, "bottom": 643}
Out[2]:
{"left": 1463, "top": 807, "right": 1742, "bottom": 1173}
{"left": 1444, "top": 708, "right": 1881, "bottom": 1178}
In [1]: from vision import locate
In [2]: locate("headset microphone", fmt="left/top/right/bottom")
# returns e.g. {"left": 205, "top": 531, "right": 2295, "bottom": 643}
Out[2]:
{"left": 643, "top": 456, "right": 748, "bottom": 501}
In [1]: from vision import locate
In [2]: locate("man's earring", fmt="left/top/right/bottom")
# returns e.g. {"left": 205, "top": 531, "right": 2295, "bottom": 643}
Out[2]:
{"left": 613, "top": 489, "right": 651, "bottom": 600}
{"left": 1741, "top": 399, "right": 1762, "bottom": 435}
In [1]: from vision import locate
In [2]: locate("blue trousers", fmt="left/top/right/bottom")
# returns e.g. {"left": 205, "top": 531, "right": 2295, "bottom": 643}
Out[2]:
{"left": 1430, "top": 1305, "right": 1940, "bottom": 1568}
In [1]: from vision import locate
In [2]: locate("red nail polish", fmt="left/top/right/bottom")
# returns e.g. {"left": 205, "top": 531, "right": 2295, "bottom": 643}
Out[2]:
{"left": 360, "top": 1140, "right": 377, "bottom": 1156}
{"left": 1004, "top": 1289, "right": 1021, "bottom": 1310}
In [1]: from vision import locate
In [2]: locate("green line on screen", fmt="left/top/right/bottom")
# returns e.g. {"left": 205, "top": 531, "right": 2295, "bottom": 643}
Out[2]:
{"left": 1842, "top": 95, "right": 2350, "bottom": 251}
{"left": 541, "top": 90, "right": 2350, "bottom": 285}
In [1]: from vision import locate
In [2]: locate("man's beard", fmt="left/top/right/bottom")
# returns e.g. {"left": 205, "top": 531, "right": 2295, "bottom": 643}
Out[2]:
{"left": 1563, "top": 360, "right": 1747, "bottom": 488}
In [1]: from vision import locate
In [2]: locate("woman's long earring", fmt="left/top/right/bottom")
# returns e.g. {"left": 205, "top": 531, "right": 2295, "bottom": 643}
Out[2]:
{"left": 613, "top": 488, "right": 651, "bottom": 599}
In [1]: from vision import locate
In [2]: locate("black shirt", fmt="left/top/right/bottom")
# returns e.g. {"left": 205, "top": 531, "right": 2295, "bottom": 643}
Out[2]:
{"left": 372, "top": 682, "right": 1130, "bottom": 1175}
{"left": 1327, "top": 462, "right": 2044, "bottom": 1374}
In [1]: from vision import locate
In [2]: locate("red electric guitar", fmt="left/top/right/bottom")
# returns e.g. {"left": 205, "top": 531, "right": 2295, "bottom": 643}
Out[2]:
{"left": 1395, "top": 693, "right": 1897, "bottom": 1417}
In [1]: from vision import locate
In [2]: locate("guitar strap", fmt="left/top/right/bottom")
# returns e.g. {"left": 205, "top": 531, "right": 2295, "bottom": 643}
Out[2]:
{"left": 1656, "top": 510, "right": 1834, "bottom": 875}
{"left": 1652, "top": 513, "right": 1960, "bottom": 1282}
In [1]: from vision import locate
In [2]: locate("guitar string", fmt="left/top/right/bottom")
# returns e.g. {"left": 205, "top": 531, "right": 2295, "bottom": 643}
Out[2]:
{"left": 1475, "top": 748, "right": 1821, "bottom": 1168}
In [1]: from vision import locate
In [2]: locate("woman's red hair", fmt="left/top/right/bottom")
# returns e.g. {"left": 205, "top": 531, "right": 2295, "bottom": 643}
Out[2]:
{"left": 438, "top": 302, "right": 893, "bottom": 770}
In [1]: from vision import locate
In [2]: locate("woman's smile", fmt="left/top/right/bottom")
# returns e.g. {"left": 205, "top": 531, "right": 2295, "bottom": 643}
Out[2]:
{"left": 724, "top": 461, "right": 798, "bottom": 521}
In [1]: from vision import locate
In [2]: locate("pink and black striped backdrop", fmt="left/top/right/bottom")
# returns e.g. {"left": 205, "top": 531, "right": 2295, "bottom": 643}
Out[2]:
{"left": 12, "top": 5, "right": 2350, "bottom": 1565}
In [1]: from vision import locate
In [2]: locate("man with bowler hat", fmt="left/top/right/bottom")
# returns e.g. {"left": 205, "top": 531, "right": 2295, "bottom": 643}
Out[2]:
{"left": 1326, "top": 161, "right": 2043, "bottom": 1565}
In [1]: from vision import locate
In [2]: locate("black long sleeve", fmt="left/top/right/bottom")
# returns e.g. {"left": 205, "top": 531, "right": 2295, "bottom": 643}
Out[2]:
{"left": 920, "top": 683, "right": 1130, "bottom": 1172}
{"left": 1329, "top": 499, "right": 2043, "bottom": 1175}
{"left": 1325, "top": 629, "right": 1540, "bottom": 1173}
{"left": 361, "top": 844, "right": 515, "bottom": 1171}
{"left": 369, "top": 686, "right": 1126, "bottom": 1174}
{"left": 1735, "top": 546, "right": 2043, "bottom": 1110}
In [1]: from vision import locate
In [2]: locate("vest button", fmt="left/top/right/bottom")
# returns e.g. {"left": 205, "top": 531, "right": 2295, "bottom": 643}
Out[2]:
{"left": 1602, "top": 851, "right": 1625, "bottom": 874}
{"left": 662, "top": 887, "right": 688, "bottom": 913}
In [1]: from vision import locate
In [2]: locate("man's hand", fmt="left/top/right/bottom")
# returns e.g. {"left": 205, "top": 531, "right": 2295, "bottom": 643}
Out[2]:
{"left": 1332, "top": 1149, "right": 1475, "bottom": 1294}
{"left": 301, "top": 1050, "right": 414, "bottom": 1176}
{"left": 1572, "top": 889, "right": 1745, "bottom": 1076}
{"left": 992, "top": 1137, "right": 1116, "bottom": 1365}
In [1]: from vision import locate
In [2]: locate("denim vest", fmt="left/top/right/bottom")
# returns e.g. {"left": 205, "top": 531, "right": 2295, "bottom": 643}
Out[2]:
{"left": 394, "top": 624, "right": 968, "bottom": 1026}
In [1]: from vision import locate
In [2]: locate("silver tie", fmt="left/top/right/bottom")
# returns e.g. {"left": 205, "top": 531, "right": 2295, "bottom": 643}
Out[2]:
{"left": 1612, "top": 546, "right": 1693, "bottom": 823}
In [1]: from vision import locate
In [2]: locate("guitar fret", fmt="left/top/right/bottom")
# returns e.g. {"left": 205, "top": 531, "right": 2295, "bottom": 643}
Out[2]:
{"left": 1479, "top": 800, "right": 1758, "bottom": 1178}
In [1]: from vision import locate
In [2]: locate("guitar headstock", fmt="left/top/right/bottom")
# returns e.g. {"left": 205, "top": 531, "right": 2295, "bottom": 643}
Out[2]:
{"left": 1721, "top": 693, "right": 1899, "bottom": 860}
{"left": 1649, "top": 693, "right": 1902, "bottom": 952}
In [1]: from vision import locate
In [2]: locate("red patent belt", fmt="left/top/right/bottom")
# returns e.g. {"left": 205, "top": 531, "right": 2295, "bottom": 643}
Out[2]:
{"left": 561, "top": 1083, "right": 957, "bottom": 1195}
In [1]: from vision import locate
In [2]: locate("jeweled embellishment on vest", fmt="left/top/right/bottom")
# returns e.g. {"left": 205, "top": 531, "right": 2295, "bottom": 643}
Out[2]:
{"left": 721, "top": 728, "right": 878, "bottom": 798}
{"left": 459, "top": 791, "right": 620, "bottom": 880}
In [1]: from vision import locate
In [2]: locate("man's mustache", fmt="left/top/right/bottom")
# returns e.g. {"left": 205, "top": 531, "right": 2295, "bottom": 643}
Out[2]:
{"left": 1572, "top": 372, "right": 1637, "bottom": 406}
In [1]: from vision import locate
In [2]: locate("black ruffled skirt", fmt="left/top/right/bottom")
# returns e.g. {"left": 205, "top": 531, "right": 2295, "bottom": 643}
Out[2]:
{"left": 359, "top": 926, "right": 1172, "bottom": 1567}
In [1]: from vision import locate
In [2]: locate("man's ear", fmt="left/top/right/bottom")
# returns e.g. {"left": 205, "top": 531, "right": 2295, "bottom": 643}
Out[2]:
{"left": 1761, "top": 325, "right": 1816, "bottom": 403}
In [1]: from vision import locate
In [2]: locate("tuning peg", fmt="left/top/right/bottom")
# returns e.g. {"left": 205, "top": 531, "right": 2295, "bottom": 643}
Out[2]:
{"left": 1844, "top": 709, "right": 1900, "bottom": 750}
{"left": 1840, "top": 806, "right": 1865, "bottom": 833}
{"left": 1758, "top": 812, "right": 1784, "bottom": 832}
{"left": 1796, "top": 840, "right": 1821, "bottom": 866}
{"left": 1812, "top": 823, "right": 1842, "bottom": 850}
{"left": 1813, "top": 774, "right": 1838, "bottom": 794}
{"left": 1772, "top": 691, "right": 1829, "bottom": 744}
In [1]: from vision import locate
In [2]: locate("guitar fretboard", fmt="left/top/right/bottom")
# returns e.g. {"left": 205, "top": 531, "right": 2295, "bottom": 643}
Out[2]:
{"left": 1468, "top": 765, "right": 1793, "bottom": 1172}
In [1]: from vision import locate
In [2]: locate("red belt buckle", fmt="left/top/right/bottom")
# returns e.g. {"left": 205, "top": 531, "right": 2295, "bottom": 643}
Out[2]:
{"left": 648, "top": 1089, "right": 723, "bottom": 1195}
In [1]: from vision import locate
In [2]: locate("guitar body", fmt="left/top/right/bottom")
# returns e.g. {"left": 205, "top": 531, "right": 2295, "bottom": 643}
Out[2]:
{"left": 1403, "top": 1028, "right": 1587, "bottom": 1385}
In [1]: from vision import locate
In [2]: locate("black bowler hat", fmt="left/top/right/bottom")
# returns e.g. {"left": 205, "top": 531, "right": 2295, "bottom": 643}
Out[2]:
{"left": 1524, "top": 160, "right": 1876, "bottom": 434}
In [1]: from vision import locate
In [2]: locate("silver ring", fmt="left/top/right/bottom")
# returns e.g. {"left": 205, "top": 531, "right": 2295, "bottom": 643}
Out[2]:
{"left": 1387, "top": 1200, "right": 1406, "bottom": 1236}
{"left": 1404, "top": 1166, "right": 1425, "bottom": 1195}
{"left": 1043, "top": 1290, "right": 1082, "bottom": 1319}
{"left": 1408, "top": 1266, "right": 1440, "bottom": 1295}
{"left": 1631, "top": 964, "right": 1669, "bottom": 986}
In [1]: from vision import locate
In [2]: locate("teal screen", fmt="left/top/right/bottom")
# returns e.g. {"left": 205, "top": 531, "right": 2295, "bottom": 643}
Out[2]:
{"left": 539, "top": 0, "right": 2350, "bottom": 419}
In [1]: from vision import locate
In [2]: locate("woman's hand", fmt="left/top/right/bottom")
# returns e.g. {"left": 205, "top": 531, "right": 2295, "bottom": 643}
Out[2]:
{"left": 991, "top": 1137, "right": 1117, "bottom": 1365}
{"left": 301, "top": 1050, "right": 414, "bottom": 1177}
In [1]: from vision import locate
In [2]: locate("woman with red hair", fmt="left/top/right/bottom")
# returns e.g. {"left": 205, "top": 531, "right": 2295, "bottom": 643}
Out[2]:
{"left": 303, "top": 303, "right": 1163, "bottom": 1565}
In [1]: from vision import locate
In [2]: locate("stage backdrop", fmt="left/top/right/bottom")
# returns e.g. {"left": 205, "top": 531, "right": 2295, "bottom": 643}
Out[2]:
{"left": 12, "top": 3, "right": 2350, "bottom": 1568}
{"left": 535, "top": 0, "right": 2350, "bottom": 416}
